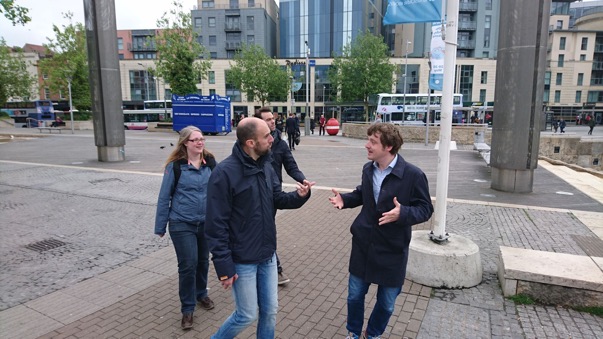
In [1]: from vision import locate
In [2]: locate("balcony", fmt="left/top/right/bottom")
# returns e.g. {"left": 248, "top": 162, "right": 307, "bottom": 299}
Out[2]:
{"left": 458, "top": 40, "right": 476, "bottom": 49}
{"left": 225, "top": 23, "right": 241, "bottom": 32}
{"left": 225, "top": 41, "right": 242, "bottom": 50}
{"left": 459, "top": 2, "right": 478, "bottom": 12}
{"left": 458, "top": 22, "right": 477, "bottom": 31}
{"left": 128, "top": 43, "right": 157, "bottom": 52}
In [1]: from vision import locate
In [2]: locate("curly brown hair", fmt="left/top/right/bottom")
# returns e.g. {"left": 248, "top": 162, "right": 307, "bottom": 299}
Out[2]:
{"left": 366, "top": 123, "right": 404, "bottom": 155}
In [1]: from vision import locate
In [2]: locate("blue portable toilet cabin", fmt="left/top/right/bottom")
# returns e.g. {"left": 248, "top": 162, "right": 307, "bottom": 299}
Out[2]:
{"left": 172, "top": 94, "right": 232, "bottom": 134}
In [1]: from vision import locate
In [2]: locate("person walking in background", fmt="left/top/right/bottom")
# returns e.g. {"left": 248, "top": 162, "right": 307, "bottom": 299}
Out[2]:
{"left": 154, "top": 126, "right": 216, "bottom": 330}
{"left": 374, "top": 113, "right": 382, "bottom": 124}
{"left": 310, "top": 115, "right": 316, "bottom": 134}
{"left": 275, "top": 113, "right": 284, "bottom": 134}
{"left": 255, "top": 107, "right": 309, "bottom": 285}
{"left": 559, "top": 119, "right": 566, "bottom": 133}
{"left": 285, "top": 112, "right": 298, "bottom": 150}
{"left": 319, "top": 114, "right": 326, "bottom": 136}
{"left": 329, "top": 123, "right": 434, "bottom": 339}
{"left": 553, "top": 120, "right": 559, "bottom": 133}
{"left": 588, "top": 115, "right": 596, "bottom": 135}
{"left": 205, "top": 117, "right": 313, "bottom": 338}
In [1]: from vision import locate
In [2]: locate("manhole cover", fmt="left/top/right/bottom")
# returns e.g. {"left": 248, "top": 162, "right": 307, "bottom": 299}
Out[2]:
{"left": 25, "top": 239, "right": 67, "bottom": 252}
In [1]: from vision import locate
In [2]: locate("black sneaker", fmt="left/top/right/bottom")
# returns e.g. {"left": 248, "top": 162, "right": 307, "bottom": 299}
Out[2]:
{"left": 278, "top": 272, "right": 290, "bottom": 285}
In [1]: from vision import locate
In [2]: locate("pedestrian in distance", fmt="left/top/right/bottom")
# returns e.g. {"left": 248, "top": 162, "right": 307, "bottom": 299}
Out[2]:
{"left": 319, "top": 113, "right": 326, "bottom": 136}
{"left": 374, "top": 113, "right": 382, "bottom": 124}
{"left": 154, "top": 125, "right": 216, "bottom": 330}
{"left": 255, "top": 107, "right": 309, "bottom": 285}
{"left": 588, "top": 115, "right": 596, "bottom": 135}
{"left": 205, "top": 117, "right": 314, "bottom": 339}
{"left": 275, "top": 113, "right": 284, "bottom": 134}
{"left": 310, "top": 115, "right": 316, "bottom": 134}
{"left": 553, "top": 120, "right": 559, "bottom": 133}
{"left": 285, "top": 112, "right": 298, "bottom": 150}
{"left": 559, "top": 119, "right": 566, "bottom": 133}
{"left": 329, "top": 123, "right": 434, "bottom": 339}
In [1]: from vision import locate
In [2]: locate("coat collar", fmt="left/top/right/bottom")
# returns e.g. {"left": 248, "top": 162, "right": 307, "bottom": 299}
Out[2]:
{"left": 232, "top": 142, "right": 273, "bottom": 176}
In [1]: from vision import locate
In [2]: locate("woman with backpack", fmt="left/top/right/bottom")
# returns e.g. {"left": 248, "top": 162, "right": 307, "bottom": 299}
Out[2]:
{"left": 154, "top": 126, "right": 216, "bottom": 330}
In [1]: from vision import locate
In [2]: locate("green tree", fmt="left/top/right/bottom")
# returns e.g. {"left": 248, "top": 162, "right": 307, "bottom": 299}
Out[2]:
{"left": 0, "top": 0, "right": 30, "bottom": 26}
{"left": 38, "top": 12, "right": 91, "bottom": 110}
{"left": 226, "top": 44, "right": 290, "bottom": 107}
{"left": 155, "top": 0, "right": 210, "bottom": 95}
{"left": 0, "top": 38, "right": 36, "bottom": 107}
{"left": 328, "top": 31, "right": 395, "bottom": 121}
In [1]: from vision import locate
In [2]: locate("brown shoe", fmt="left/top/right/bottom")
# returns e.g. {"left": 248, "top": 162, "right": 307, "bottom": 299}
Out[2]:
{"left": 198, "top": 296, "right": 215, "bottom": 310}
{"left": 181, "top": 312, "right": 193, "bottom": 330}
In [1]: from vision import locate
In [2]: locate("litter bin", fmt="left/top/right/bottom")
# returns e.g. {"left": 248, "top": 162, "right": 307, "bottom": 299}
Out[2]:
{"left": 474, "top": 129, "right": 485, "bottom": 144}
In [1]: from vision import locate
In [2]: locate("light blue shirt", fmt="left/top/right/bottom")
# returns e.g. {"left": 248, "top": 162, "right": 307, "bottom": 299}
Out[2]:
{"left": 372, "top": 155, "right": 398, "bottom": 204}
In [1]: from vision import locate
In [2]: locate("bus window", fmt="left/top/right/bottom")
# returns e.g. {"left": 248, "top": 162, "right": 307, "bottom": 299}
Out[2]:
{"left": 417, "top": 95, "right": 428, "bottom": 105}
{"left": 431, "top": 96, "right": 441, "bottom": 105}
{"left": 406, "top": 96, "right": 416, "bottom": 105}
{"left": 393, "top": 97, "right": 404, "bottom": 105}
{"left": 391, "top": 112, "right": 404, "bottom": 121}
{"left": 380, "top": 96, "right": 391, "bottom": 105}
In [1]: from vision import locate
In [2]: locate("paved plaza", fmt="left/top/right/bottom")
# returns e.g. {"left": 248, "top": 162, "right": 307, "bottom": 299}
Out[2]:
{"left": 0, "top": 124, "right": 602, "bottom": 338}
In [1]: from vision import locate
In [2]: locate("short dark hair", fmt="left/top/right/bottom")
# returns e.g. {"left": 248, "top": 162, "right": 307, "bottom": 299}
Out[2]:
{"left": 236, "top": 118, "right": 261, "bottom": 145}
{"left": 254, "top": 107, "right": 272, "bottom": 119}
{"left": 366, "top": 123, "right": 403, "bottom": 154}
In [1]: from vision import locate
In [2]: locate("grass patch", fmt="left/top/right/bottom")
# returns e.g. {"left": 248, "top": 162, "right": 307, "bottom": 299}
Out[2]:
{"left": 507, "top": 294, "right": 535, "bottom": 305}
{"left": 574, "top": 306, "right": 603, "bottom": 318}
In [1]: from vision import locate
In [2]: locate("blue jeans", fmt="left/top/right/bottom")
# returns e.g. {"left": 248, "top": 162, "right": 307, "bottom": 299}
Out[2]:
{"left": 169, "top": 221, "right": 209, "bottom": 314}
{"left": 212, "top": 253, "right": 278, "bottom": 339}
{"left": 347, "top": 274, "right": 402, "bottom": 337}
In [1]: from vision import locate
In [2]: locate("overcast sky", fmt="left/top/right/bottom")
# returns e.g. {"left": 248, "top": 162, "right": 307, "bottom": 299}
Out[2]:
{"left": 2, "top": 0, "right": 279, "bottom": 47}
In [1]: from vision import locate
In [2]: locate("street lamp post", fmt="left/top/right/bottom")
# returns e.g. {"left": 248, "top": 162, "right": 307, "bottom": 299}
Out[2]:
{"left": 403, "top": 40, "right": 411, "bottom": 116}
{"left": 304, "top": 40, "right": 311, "bottom": 136}
{"left": 67, "top": 76, "right": 74, "bottom": 134}
{"left": 138, "top": 62, "right": 149, "bottom": 101}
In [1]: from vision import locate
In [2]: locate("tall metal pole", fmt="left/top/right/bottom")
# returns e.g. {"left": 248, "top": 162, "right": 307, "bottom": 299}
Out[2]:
{"left": 304, "top": 40, "right": 311, "bottom": 136}
{"left": 431, "top": 0, "right": 459, "bottom": 242}
{"left": 68, "top": 77, "right": 74, "bottom": 134}
{"left": 425, "top": 58, "right": 431, "bottom": 146}
{"left": 403, "top": 41, "right": 411, "bottom": 116}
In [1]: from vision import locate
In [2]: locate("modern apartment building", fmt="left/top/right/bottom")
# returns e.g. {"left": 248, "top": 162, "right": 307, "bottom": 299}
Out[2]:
{"left": 547, "top": 0, "right": 603, "bottom": 122}
{"left": 279, "top": 0, "right": 385, "bottom": 58}
{"left": 192, "top": 0, "right": 279, "bottom": 59}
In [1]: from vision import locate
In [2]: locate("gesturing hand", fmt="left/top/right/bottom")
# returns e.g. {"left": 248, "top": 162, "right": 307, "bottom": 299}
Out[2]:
{"left": 379, "top": 197, "right": 401, "bottom": 225}
{"left": 296, "top": 180, "right": 315, "bottom": 197}
{"left": 329, "top": 188, "right": 343, "bottom": 209}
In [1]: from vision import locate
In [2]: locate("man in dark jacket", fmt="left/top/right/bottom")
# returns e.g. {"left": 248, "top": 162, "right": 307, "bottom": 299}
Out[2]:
{"left": 255, "top": 107, "right": 308, "bottom": 285}
{"left": 329, "top": 123, "right": 433, "bottom": 339}
{"left": 205, "top": 117, "right": 313, "bottom": 338}
{"left": 285, "top": 112, "right": 298, "bottom": 150}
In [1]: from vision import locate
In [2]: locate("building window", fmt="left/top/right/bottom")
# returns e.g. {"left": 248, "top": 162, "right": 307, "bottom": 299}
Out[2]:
{"left": 559, "top": 37, "right": 566, "bottom": 50}
{"left": 210, "top": 52, "right": 217, "bottom": 59}
{"left": 557, "top": 54, "right": 564, "bottom": 67}
{"left": 209, "top": 71, "right": 215, "bottom": 84}
{"left": 247, "top": 35, "right": 255, "bottom": 44}
{"left": 556, "top": 73, "right": 562, "bottom": 85}
{"left": 581, "top": 37, "right": 588, "bottom": 50}
{"left": 580, "top": 54, "right": 586, "bottom": 61}
{"left": 209, "top": 17, "right": 216, "bottom": 28}
{"left": 485, "top": 0, "right": 492, "bottom": 10}
{"left": 556, "top": 20, "right": 563, "bottom": 29}
{"left": 479, "top": 89, "right": 486, "bottom": 103}
{"left": 209, "top": 35, "right": 217, "bottom": 46}
{"left": 117, "top": 38, "right": 123, "bottom": 50}
{"left": 59, "top": 90, "right": 64, "bottom": 99}
{"left": 202, "top": 1, "right": 215, "bottom": 8}
{"left": 575, "top": 90, "right": 582, "bottom": 103}
{"left": 544, "top": 72, "right": 551, "bottom": 85}
{"left": 197, "top": 36, "right": 203, "bottom": 45}
{"left": 554, "top": 90, "right": 561, "bottom": 103}
{"left": 482, "top": 52, "right": 489, "bottom": 58}
{"left": 248, "top": 0, "right": 255, "bottom": 7}
{"left": 577, "top": 73, "right": 584, "bottom": 86}
{"left": 42, "top": 73, "right": 48, "bottom": 79}
{"left": 194, "top": 18, "right": 202, "bottom": 28}
{"left": 44, "top": 87, "right": 50, "bottom": 99}
{"left": 247, "top": 16, "right": 254, "bottom": 30}
{"left": 480, "top": 71, "right": 487, "bottom": 84}
{"left": 230, "top": 0, "right": 239, "bottom": 8}
{"left": 543, "top": 89, "right": 550, "bottom": 103}
{"left": 483, "top": 15, "right": 491, "bottom": 48}
{"left": 227, "top": 51, "right": 235, "bottom": 58}
{"left": 209, "top": 89, "right": 216, "bottom": 95}
{"left": 118, "top": 54, "right": 124, "bottom": 60}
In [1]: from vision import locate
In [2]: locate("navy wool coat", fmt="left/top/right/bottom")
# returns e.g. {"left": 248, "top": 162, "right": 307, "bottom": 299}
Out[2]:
{"left": 340, "top": 155, "right": 433, "bottom": 287}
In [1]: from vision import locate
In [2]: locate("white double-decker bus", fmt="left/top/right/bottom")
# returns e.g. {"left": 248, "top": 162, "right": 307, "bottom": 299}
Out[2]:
{"left": 374, "top": 93, "right": 463, "bottom": 125}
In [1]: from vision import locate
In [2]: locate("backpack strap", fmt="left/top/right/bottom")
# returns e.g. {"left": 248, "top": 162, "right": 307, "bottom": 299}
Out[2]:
{"left": 170, "top": 156, "right": 216, "bottom": 196}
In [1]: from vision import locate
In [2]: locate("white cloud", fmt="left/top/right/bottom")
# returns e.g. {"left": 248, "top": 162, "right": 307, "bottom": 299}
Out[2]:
{"left": 0, "top": 0, "right": 198, "bottom": 47}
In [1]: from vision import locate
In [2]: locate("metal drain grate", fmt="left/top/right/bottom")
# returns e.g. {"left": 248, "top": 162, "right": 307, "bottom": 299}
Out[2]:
{"left": 571, "top": 235, "right": 603, "bottom": 257}
{"left": 25, "top": 239, "right": 67, "bottom": 252}
{"left": 89, "top": 178, "right": 123, "bottom": 184}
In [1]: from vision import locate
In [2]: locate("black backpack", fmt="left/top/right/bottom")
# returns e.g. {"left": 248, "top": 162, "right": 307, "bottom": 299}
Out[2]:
{"left": 171, "top": 156, "right": 216, "bottom": 196}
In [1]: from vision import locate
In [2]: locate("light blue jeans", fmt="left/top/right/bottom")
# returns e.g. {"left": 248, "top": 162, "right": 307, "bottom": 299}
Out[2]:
{"left": 211, "top": 253, "right": 278, "bottom": 339}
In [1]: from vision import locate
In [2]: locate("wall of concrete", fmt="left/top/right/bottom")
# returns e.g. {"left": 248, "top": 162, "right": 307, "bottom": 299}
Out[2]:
{"left": 540, "top": 135, "right": 602, "bottom": 171}
{"left": 342, "top": 123, "right": 491, "bottom": 145}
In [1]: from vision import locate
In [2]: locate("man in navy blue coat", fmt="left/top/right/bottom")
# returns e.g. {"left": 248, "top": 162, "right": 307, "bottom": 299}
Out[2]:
{"left": 255, "top": 107, "right": 307, "bottom": 285}
{"left": 285, "top": 112, "right": 298, "bottom": 150}
{"left": 205, "top": 117, "right": 314, "bottom": 338}
{"left": 330, "top": 123, "right": 433, "bottom": 339}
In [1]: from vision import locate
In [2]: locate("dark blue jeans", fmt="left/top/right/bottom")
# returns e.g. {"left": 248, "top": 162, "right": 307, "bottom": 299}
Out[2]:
{"left": 347, "top": 273, "right": 402, "bottom": 337}
{"left": 169, "top": 221, "right": 209, "bottom": 314}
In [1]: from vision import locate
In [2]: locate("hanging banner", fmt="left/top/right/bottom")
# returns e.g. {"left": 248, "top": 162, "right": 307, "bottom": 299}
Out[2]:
{"left": 429, "top": 22, "right": 444, "bottom": 91}
{"left": 383, "top": 0, "right": 442, "bottom": 25}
